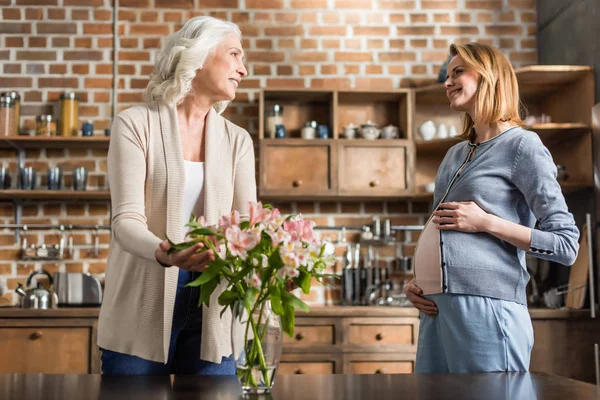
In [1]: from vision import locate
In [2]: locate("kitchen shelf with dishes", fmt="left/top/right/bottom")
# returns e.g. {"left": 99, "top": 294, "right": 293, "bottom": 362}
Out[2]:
{"left": 0, "top": 190, "right": 111, "bottom": 202}
{"left": 0, "top": 136, "right": 110, "bottom": 150}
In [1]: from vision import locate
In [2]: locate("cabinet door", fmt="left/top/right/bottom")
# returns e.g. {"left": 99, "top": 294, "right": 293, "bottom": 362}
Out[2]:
{"left": 259, "top": 139, "right": 337, "bottom": 197}
{"left": 345, "top": 353, "right": 415, "bottom": 374}
{"left": 0, "top": 327, "right": 90, "bottom": 373}
{"left": 280, "top": 353, "right": 342, "bottom": 374}
{"left": 337, "top": 140, "right": 414, "bottom": 196}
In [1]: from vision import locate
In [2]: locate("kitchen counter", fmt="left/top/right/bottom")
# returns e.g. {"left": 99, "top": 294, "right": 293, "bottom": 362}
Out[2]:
{"left": 0, "top": 372, "right": 597, "bottom": 400}
{"left": 0, "top": 305, "right": 595, "bottom": 319}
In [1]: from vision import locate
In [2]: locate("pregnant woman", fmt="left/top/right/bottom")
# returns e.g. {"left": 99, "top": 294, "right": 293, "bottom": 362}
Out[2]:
{"left": 405, "top": 42, "right": 580, "bottom": 373}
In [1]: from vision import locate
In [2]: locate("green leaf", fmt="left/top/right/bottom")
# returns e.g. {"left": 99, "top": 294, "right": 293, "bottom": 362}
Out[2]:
{"left": 188, "top": 227, "right": 218, "bottom": 237}
{"left": 185, "top": 259, "right": 227, "bottom": 287}
{"left": 240, "top": 221, "right": 250, "bottom": 230}
{"left": 268, "top": 251, "right": 284, "bottom": 270}
{"left": 281, "top": 303, "right": 295, "bottom": 337}
{"left": 198, "top": 278, "right": 219, "bottom": 308}
{"left": 218, "top": 290, "right": 239, "bottom": 306}
{"left": 243, "top": 287, "right": 258, "bottom": 309}
{"left": 165, "top": 236, "right": 201, "bottom": 254}
{"left": 270, "top": 293, "right": 284, "bottom": 316}
{"left": 296, "top": 270, "right": 312, "bottom": 295}
{"left": 189, "top": 212, "right": 195, "bottom": 223}
{"left": 232, "top": 300, "right": 245, "bottom": 321}
{"left": 220, "top": 304, "right": 230, "bottom": 319}
{"left": 281, "top": 290, "right": 310, "bottom": 312}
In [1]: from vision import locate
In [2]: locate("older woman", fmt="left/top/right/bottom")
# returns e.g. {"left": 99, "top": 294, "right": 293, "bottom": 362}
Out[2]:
{"left": 98, "top": 16, "right": 255, "bottom": 375}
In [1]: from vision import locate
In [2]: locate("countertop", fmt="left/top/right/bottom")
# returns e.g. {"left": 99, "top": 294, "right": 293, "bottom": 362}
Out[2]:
{"left": 1, "top": 372, "right": 597, "bottom": 400}
{"left": 0, "top": 306, "right": 594, "bottom": 319}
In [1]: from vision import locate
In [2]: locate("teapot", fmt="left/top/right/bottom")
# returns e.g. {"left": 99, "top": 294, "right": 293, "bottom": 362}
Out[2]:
{"left": 381, "top": 125, "right": 399, "bottom": 139}
{"left": 360, "top": 120, "right": 381, "bottom": 140}
{"left": 15, "top": 270, "right": 58, "bottom": 309}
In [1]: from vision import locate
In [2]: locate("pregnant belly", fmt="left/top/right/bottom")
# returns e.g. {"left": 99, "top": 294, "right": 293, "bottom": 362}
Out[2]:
{"left": 413, "top": 218, "right": 443, "bottom": 295}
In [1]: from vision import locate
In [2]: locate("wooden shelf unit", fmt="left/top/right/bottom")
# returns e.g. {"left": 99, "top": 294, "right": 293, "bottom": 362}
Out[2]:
{"left": 0, "top": 136, "right": 110, "bottom": 150}
{"left": 0, "top": 190, "right": 111, "bottom": 201}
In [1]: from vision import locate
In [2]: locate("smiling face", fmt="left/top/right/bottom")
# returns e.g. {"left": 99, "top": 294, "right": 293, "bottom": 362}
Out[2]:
{"left": 192, "top": 32, "right": 247, "bottom": 103}
{"left": 444, "top": 55, "right": 480, "bottom": 114}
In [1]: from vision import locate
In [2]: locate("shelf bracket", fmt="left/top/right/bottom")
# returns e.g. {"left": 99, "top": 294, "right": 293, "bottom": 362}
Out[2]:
{"left": 13, "top": 200, "right": 22, "bottom": 243}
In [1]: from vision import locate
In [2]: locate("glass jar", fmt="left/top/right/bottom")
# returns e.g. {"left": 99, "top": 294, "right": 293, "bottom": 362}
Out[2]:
{"left": 36, "top": 115, "right": 56, "bottom": 136}
{"left": 0, "top": 96, "right": 16, "bottom": 137}
{"left": 59, "top": 92, "right": 79, "bottom": 136}
{"left": 0, "top": 91, "right": 20, "bottom": 135}
{"left": 266, "top": 104, "right": 283, "bottom": 139}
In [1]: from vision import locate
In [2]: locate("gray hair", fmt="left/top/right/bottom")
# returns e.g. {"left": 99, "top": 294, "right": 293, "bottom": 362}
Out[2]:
{"left": 143, "top": 16, "right": 242, "bottom": 114}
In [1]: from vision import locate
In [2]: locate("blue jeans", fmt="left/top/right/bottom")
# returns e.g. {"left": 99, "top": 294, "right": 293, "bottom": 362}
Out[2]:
{"left": 101, "top": 269, "right": 235, "bottom": 375}
{"left": 415, "top": 293, "right": 534, "bottom": 373}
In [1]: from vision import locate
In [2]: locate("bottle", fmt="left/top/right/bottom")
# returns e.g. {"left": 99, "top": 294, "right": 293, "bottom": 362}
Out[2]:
{"left": 36, "top": 115, "right": 56, "bottom": 136}
{"left": 0, "top": 96, "right": 16, "bottom": 136}
{"left": 0, "top": 91, "right": 20, "bottom": 135}
{"left": 59, "top": 92, "right": 79, "bottom": 136}
{"left": 266, "top": 104, "right": 283, "bottom": 139}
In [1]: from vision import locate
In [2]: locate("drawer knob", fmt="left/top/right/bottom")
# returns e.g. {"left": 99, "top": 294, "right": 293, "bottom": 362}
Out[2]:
{"left": 369, "top": 180, "right": 380, "bottom": 187}
{"left": 294, "top": 369, "right": 304, "bottom": 375}
{"left": 375, "top": 332, "right": 385, "bottom": 341}
{"left": 292, "top": 180, "right": 303, "bottom": 187}
{"left": 375, "top": 368, "right": 387, "bottom": 374}
{"left": 30, "top": 331, "right": 43, "bottom": 340}
{"left": 295, "top": 333, "right": 304, "bottom": 341}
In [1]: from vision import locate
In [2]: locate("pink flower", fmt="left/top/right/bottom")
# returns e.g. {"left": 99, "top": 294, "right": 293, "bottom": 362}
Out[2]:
{"left": 267, "top": 229, "right": 290, "bottom": 247}
{"left": 283, "top": 218, "right": 317, "bottom": 243}
{"left": 277, "top": 266, "right": 300, "bottom": 280}
{"left": 225, "top": 225, "right": 259, "bottom": 260}
{"left": 220, "top": 210, "right": 240, "bottom": 231}
{"left": 245, "top": 273, "right": 262, "bottom": 289}
{"left": 249, "top": 201, "right": 271, "bottom": 227}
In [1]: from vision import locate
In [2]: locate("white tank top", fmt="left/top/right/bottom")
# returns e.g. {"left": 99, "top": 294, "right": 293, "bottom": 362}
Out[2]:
{"left": 182, "top": 161, "right": 205, "bottom": 236}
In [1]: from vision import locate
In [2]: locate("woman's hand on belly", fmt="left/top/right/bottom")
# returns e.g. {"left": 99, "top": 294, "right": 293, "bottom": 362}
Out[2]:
{"left": 155, "top": 240, "right": 215, "bottom": 272}
{"left": 405, "top": 280, "right": 438, "bottom": 316}
{"left": 432, "top": 201, "right": 490, "bottom": 233}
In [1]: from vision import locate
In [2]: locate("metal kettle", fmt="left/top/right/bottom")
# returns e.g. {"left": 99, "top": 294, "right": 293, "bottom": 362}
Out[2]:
{"left": 15, "top": 270, "right": 58, "bottom": 309}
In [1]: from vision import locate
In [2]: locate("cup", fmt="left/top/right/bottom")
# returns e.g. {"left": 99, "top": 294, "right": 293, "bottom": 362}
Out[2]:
{"left": 81, "top": 122, "right": 94, "bottom": 137}
{"left": 0, "top": 167, "right": 11, "bottom": 189}
{"left": 47, "top": 167, "right": 62, "bottom": 190}
{"left": 275, "top": 124, "right": 286, "bottom": 139}
{"left": 317, "top": 125, "right": 330, "bottom": 139}
{"left": 73, "top": 166, "right": 88, "bottom": 191}
{"left": 19, "top": 167, "right": 36, "bottom": 190}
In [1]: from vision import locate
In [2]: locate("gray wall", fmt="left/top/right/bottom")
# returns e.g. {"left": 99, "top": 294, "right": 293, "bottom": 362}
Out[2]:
{"left": 537, "top": 0, "right": 600, "bottom": 101}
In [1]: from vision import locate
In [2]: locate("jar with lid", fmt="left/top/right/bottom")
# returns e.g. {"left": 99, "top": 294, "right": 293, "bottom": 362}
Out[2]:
{"left": 266, "top": 104, "right": 284, "bottom": 139}
{"left": 301, "top": 120, "right": 317, "bottom": 140}
{"left": 59, "top": 92, "right": 79, "bottom": 136}
{"left": 0, "top": 91, "right": 20, "bottom": 135}
{"left": 36, "top": 115, "right": 57, "bottom": 137}
{"left": 0, "top": 96, "right": 17, "bottom": 137}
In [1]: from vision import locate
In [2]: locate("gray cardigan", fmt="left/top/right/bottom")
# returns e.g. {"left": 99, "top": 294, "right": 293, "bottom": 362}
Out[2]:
{"left": 433, "top": 126, "right": 579, "bottom": 305}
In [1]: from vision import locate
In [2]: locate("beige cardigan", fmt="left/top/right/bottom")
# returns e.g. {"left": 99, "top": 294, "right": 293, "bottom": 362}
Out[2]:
{"left": 98, "top": 101, "right": 257, "bottom": 364}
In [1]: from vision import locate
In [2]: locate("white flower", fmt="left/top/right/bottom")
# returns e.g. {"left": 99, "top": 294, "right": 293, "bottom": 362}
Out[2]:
{"left": 251, "top": 258, "right": 259, "bottom": 267}
{"left": 245, "top": 273, "right": 262, "bottom": 289}
{"left": 261, "top": 254, "right": 268, "bottom": 268}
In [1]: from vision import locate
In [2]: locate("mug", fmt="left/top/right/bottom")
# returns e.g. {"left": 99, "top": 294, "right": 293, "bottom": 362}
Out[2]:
{"left": 47, "top": 167, "right": 62, "bottom": 190}
{"left": 0, "top": 167, "right": 11, "bottom": 190}
{"left": 317, "top": 125, "right": 330, "bottom": 139}
{"left": 73, "top": 167, "right": 88, "bottom": 191}
{"left": 19, "top": 167, "right": 36, "bottom": 190}
{"left": 275, "top": 124, "right": 286, "bottom": 139}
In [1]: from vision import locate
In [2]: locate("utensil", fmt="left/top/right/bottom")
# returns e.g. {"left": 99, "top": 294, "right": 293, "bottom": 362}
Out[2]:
{"left": 19, "top": 166, "right": 36, "bottom": 190}
{"left": 73, "top": 166, "right": 88, "bottom": 191}
{"left": 418, "top": 120, "right": 436, "bottom": 141}
{"left": 360, "top": 120, "right": 380, "bottom": 140}
{"left": 15, "top": 269, "right": 58, "bottom": 309}
{"left": 381, "top": 125, "right": 399, "bottom": 139}
{"left": 47, "top": 167, "right": 62, "bottom": 190}
{"left": 0, "top": 167, "right": 11, "bottom": 189}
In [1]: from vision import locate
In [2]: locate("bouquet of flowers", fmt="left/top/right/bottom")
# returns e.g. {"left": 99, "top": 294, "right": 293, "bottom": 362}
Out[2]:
{"left": 167, "top": 201, "right": 335, "bottom": 394}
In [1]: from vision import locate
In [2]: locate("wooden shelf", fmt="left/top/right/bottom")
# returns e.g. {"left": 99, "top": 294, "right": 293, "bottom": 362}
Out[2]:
{"left": 516, "top": 65, "right": 593, "bottom": 98}
{"left": 414, "top": 83, "right": 447, "bottom": 104}
{"left": 560, "top": 181, "right": 593, "bottom": 194}
{"left": 259, "top": 191, "right": 433, "bottom": 202}
{"left": 415, "top": 137, "right": 463, "bottom": 153}
{"left": 530, "top": 123, "right": 590, "bottom": 144}
{"left": 0, "top": 136, "right": 110, "bottom": 150}
{"left": 0, "top": 190, "right": 111, "bottom": 201}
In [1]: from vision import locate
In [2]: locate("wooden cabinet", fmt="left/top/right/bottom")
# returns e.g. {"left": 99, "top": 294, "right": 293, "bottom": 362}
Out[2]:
{"left": 337, "top": 141, "right": 414, "bottom": 196}
{"left": 259, "top": 139, "right": 336, "bottom": 197}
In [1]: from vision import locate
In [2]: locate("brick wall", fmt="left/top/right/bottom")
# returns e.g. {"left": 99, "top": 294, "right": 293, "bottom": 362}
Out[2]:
{"left": 0, "top": 0, "right": 537, "bottom": 305}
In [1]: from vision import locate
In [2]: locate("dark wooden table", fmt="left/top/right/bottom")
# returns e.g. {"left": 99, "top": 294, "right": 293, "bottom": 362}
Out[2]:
{"left": 0, "top": 373, "right": 598, "bottom": 400}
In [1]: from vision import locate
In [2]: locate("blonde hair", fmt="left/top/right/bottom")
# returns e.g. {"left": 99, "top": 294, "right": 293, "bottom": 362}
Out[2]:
{"left": 449, "top": 43, "right": 524, "bottom": 142}
{"left": 143, "top": 16, "right": 242, "bottom": 114}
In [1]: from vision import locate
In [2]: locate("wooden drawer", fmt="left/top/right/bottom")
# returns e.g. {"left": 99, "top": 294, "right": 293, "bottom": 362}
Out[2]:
{"left": 283, "top": 325, "right": 335, "bottom": 345}
{"left": 337, "top": 141, "right": 414, "bottom": 196}
{"left": 0, "top": 327, "right": 90, "bottom": 374}
{"left": 259, "top": 140, "right": 337, "bottom": 196}
{"left": 349, "top": 361, "right": 413, "bottom": 374}
{"left": 347, "top": 319, "right": 416, "bottom": 345}
{"left": 279, "top": 362, "right": 335, "bottom": 375}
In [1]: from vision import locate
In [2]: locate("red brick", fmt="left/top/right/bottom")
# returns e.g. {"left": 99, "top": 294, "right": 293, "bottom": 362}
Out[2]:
{"left": 130, "top": 79, "right": 149, "bottom": 89}
{"left": 72, "top": 64, "right": 90, "bottom": 74}
{"left": 264, "top": 26, "right": 303, "bottom": 36}
{"left": 24, "top": 8, "right": 43, "bottom": 20}
{"left": 6, "top": 37, "right": 24, "bottom": 47}
{"left": 2, "top": 8, "right": 21, "bottom": 19}
{"left": 422, "top": 0, "right": 457, "bottom": 8}
{"left": 397, "top": 26, "right": 435, "bottom": 35}
{"left": 412, "top": 65, "right": 427, "bottom": 74}
{"left": 64, "top": 0, "right": 102, "bottom": 5}
{"left": 379, "top": 0, "right": 416, "bottom": 9}
{"left": 291, "top": 52, "right": 329, "bottom": 62}
{"left": 246, "top": 0, "right": 283, "bottom": 7}
{"left": 118, "top": 51, "right": 150, "bottom": 61}
{"left": 17, "top": 51, "right": 56, "bottom": 61}
{"left": 75, "top": 38, "right": 92, "bottom": 48}
{"left": 83, "top": 24, "right": 113, "bottom": 35}
{"left": 85, "top": 78, "right": 112, "bottom": 89}
{"left": 47, "top": 8, "right": 66, "bottom": 19}
{"left": 27, "top": 37, "right": 47, "bottom": 48}
{"left": 355, "top": 78, "right": 393, "bottom": 90}
{"left": 390, "top": 39, "right": 406, "bottom": 49}
{"left": 299, "top": 65, "right": 315, "bottom": 75}
{"left": 353, "top": 26, "right": 390, "bottom": 36}
{"left": 64, "top": 51, "right": 103, "bottom": 61}
{"left": 309, "top": 26, "right": 346, "bottom": 36}
{"left": 344, "top": 39, "right": 362, "bottom": 49}
{"left": 25, "top": 64, "right": 45, "bottom": 74}
{"left": 72, "top": 10, "right": 89, "bottom": 20}
{"left": 4, "top": 64, "right": 21, "bottom": 74}
{"left": 311, "top": 78, "right": 351, "bottom": 89}
{"left": 276, "top": 65, "right": 293, "bottom": 76}
{"left": 379, "top": 52, "right": 417, "bottom": 62}
{"left": 335, "top": 52, "right": 372, "bottom": 62}
{"left": 37, "top": 23, "right": 77, "bottom": 34}
{"left": 265, "top": 78, "right": 305, "bottom": 88}
{"left": 441, "top": 26, "right": 479, "bottom": 35}
{"left": 320, "top": 64, "right": 337, "bottom": 75}
{"left": 423, "top": 51, "right": 449, "bottom": 62}
{"left": 248, "top": 51, "right": 285, "bottom": 62}
{"left": 520, "top": 12, "right": 536, "bottom": 23}
{"left": 367, "top": 39, "right": 384, "bottom": 49}
{"left": 118, "top": 10, "right": 137, "bottom": 21}
{"left": 94, "top": 93, "right": 110, "bottom": 102}
{"left": 520, "top": 38, "right": 536, "bottom": 49}
{"left": 0, "top": 77, "right": 32, "bottom": 88}
{"left": 508, "top": 0, "right": 534, "bottom": 8}
{"left": 291, "top": 0, "right": 326, "bottom": 7}
{"left": 98, "top": 38, "right": 114, "bottom": 48}
{"left": 322, "top": 39, "right": 340, "bottom": 49}
{"left": 509, "top": 51, "right": 537, "bottom": 62}
{"left": 197, "top": 0, "right": 238, "bottom": 7}
{"left": 410, "top": 14, "right": 428, "bottom": 23}
{"left": 499, "top": 38, "right": 515, "bottom": 48}
{"left": 335, "top": 0, "right": 371, "bottom": 8}
{"left": 94, "top": 10, "right": 113, "bottom": 21}
{"left": 390, "top": 14, "right": 406, "bottom": 23}
{"left": 39, "top": 78, "right": 78, "bottom": 88}
{"left": 118, "top": 65, "right": 135, "bottom": 75}
{"left": 130, "top": 24, "right": 170, "bottom": 35}
{"left": 0, "top": 23, "right": 31, "bottom": 34}
{"left": 143, "top": 38, "right": 161, "bottom": 49}
{"left": 52, "top": 37, "right": 71, "bottom": 47}
{"left": 140, "top": 11, "right": 158, "bottom": 22}
{"left": 275, "top": 12, "right": 297, "bottom": 23}
{"left": 120, "top": 38, "right": 139, "bottom": 48}
{"left": 158, "top": 0, "right": 198, "bottom": 8}
{"left": 466, "top": 0, "right": 502, "bottom": 9}
{"left": 232, "top": 12, "right": 250, "bottom": 23}
{"left": 366, "top": 65, "right": 383, "bottom": 74}
{"left": 485, "top": 25, "right": 523, "bottom": 35}
{"left": 117, "top": 92, "right": 144, "bottom": 103}
{"left": 434, "top": 13, "right": 451, "bottom": 22}
{"left": 121, "top": 0, "right": 151, "bottom": 6}
{"left": 16, "top": 0, "right": 57, "bottom": 4}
